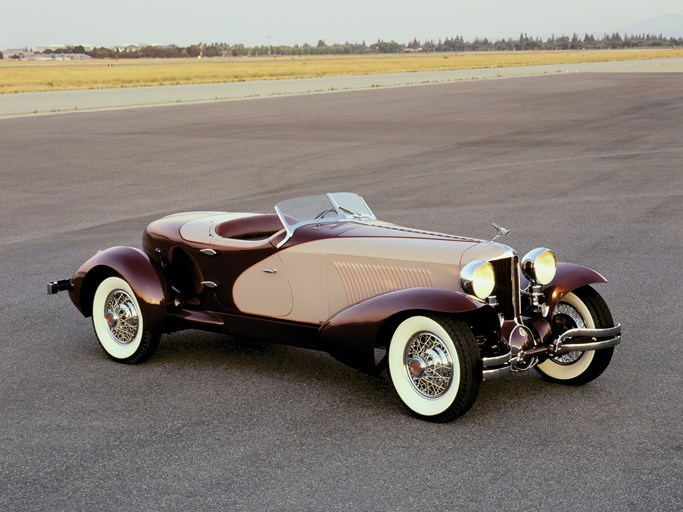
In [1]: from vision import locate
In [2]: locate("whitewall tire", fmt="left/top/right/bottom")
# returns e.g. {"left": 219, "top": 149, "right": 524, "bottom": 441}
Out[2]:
{"left": 388, "top": 315, "right": 481, "bottom": 422}
{"left": 92, "top": 276, "right": 160, "bottom": 364}
{"left": 535, "top": 286, "right": 614, "bottom": 385}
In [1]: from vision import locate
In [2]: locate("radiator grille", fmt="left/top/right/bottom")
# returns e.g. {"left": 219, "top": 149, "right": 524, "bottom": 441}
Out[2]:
{"left": 491, "top": 257, "right": 518, "bottom": 320}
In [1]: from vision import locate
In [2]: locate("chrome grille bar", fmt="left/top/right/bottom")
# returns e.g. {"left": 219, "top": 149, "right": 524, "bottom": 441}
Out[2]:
{"left": 490, "top": 257, "right": 519, "bottom": 320}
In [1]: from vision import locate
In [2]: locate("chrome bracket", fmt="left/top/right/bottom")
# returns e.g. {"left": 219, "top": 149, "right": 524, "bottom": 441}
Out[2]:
{"left": 551, "top": 339, "right": 561, "bottom": 354}
{"left": 529, "top": 284, "right": 544, "bottom": 312}
{"left": 509, "top": 349, "right": 527, "bottom": 372}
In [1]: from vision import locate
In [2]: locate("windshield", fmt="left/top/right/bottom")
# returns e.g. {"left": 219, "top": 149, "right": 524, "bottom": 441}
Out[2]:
{"left": 274, "top": 192, "right": 375, "bottom": 247}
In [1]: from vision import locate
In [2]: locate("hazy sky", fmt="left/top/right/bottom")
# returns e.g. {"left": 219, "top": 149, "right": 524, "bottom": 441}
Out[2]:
{"left": 2, "top": 0, "right": 681, "bottom": 49}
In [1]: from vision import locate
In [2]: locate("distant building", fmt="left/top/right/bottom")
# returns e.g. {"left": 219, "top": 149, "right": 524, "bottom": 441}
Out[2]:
{"left": 40, "top": 53, "right": 93, "bottom": 61}
{"left": 1, "top": 49, "right": 92, "bottom": 61}
{"left": 113, "top": 44, "right": 140, "bottom": 53}
{"left": 3, "top": 49, "right": 34, "bottom": 60}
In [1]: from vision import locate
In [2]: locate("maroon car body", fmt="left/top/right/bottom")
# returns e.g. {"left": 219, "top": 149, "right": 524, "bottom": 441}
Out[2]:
{"left": 49, "top": 192, "right": 621, "bottom": 422}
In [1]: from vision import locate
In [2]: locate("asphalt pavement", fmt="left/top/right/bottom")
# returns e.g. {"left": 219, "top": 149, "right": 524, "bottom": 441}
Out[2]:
{"left": 0, "top": 71, "right": 681, "bottom": 511}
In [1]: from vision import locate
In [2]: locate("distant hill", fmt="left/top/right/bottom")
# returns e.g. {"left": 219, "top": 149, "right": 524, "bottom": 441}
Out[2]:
{"left": 617, "top": 13, "right": 683, "bottom": 37}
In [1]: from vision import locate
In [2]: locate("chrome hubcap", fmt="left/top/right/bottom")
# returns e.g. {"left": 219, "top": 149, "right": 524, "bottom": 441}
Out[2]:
{"left": 552, "top": 303, "right": 585, "bottom": 364}
{"left": 404, "top": 331, "right": 453, "bottom": 398}
{"left": 408, "top": 356, "right": 426, "bottom": 377}
{"left": 104, "top": 290, "right": 139, "bottom": 345}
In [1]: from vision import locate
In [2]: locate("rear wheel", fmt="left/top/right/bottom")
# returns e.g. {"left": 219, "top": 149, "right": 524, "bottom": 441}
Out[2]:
{"left": 388, "top": 315, "right": 481, "bottom": 422}
{"left": 92, "top": 276, "right": 160, "bottom": 364}
{"left": 535, "top": 286, "right": 614, "bottom": 385}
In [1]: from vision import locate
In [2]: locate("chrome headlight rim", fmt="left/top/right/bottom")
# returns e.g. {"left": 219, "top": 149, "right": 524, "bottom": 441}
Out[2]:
{"left": 521, "top": 247, "right": 557, "bottom": 285}
{"left": 460, "top": 259, "right": 495, "bottom": 299}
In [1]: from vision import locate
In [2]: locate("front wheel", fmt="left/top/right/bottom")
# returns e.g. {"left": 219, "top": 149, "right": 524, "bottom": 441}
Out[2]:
{"left": 535, "top": 286, "right": 614, "bottom": 385}
{"left": 388, "top": 315, "right": 481, "bottom": 422}
{"left": 92, "top": 276, "right": 160, "bottom": 364}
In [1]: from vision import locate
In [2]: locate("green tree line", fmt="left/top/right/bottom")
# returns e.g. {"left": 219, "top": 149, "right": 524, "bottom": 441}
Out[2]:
{"left": 19, "top": 32, "right": 683, "bottom": 60}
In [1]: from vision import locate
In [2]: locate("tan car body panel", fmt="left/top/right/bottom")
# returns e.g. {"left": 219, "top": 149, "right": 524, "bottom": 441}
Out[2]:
{"left": 180, "top": 212, "right": 278, "bottom": 248}
{"left": 232, "top": 253, "right": 293, "bottom": 317}
{"left": 460, "top": 241, "right": 513, "bottom": 265}
{"left": 325, "top": 237, "right": 466, "bottom": 321}
{"left": 231, "top": 232, "right": 511, "bottom": 324}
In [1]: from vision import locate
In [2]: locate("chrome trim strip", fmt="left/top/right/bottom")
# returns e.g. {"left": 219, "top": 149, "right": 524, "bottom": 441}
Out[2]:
{"left": 200, "top": 248, "right": 217, "bottom": 256}
{"left": 512, "top": 255, "right": 521, "bottom": 321}
{"left": 274, "top": 204, "right": 294, "bottom": 249}
{"left": 375, "top": 224, "right": 482, "bottom": 242}
{"left": 201, "top": 281, "right": 218, "bottom": 289}
{"left": 481, "top": 352, "right": 511, "bottom": 368}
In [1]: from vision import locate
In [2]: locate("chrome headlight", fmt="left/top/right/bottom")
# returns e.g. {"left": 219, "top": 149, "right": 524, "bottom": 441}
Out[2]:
{"left": 521, "top": 248, "right": 556, "bottom": 285}
{"left": 460, "top": 260, "right": 495, "bottom": 299}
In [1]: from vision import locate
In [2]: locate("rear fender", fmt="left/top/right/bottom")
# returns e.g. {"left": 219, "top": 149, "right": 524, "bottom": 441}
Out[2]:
{"left": 543, "top": 262, "right": 607, "bottom": 312}
{"left": 69, "top": 246, "right": 170, "bottom": 330}
{"left": 320, "top": 288, "right": 499, "bottom": 374}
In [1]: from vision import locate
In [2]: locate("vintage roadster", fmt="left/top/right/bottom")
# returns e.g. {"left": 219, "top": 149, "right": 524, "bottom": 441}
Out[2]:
{"left": 49, "top": 192, "right": 621, "bottom": 422}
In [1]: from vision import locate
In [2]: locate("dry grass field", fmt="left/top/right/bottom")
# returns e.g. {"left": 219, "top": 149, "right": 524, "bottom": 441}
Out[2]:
{"left": 2, "top": 48, "right": 682, "bottom": 94}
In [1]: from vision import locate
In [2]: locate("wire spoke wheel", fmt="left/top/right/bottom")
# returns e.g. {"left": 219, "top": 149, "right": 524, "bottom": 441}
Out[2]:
{"left": 404, "top": 331, "right": 453, "bottom": 398}
{"left": 104, "top": 290, "right": 140, "bottom": 344}
{"left": 549, "top": 303, "right": 585, "bottom": 365}
{"left": 92, "top": 276, "right": 160, "bottom": 364}
{"left": 535, "top": 286, "right": 615, "bottom": 385}
{"left": 388, "top": 315, "right": 481, "bottom": 422}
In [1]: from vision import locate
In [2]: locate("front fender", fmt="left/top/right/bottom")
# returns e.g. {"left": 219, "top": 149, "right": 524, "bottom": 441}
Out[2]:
{"left": 543, "top": 262, "right": 607, "bottom": 312}
{"left": 69, "top": 246, "right": 170, "bottom": 330}
{"left": 320, "top": 287, "right": 497, "bottom": 374}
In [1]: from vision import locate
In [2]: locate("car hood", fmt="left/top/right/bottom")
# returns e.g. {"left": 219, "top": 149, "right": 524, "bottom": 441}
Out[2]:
{"left": 303, "top": 221, "right": 513, "bottom": 268}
